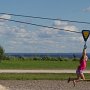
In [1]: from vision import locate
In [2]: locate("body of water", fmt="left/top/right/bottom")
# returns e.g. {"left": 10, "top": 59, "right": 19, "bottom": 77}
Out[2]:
{"left": 5, "top": 53, "right": 90, "bottom": 59}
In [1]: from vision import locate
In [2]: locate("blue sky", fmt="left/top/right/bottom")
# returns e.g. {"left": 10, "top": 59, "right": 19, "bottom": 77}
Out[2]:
{"left": 0, "top": 0, "right": 90, "bottom": 53}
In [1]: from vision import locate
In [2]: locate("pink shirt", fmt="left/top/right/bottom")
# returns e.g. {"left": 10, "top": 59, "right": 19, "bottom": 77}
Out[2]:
{"left": 78, "top": 56, "right": 88, "bottom": 70}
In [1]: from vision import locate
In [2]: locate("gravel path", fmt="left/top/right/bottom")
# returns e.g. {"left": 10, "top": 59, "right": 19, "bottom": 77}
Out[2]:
{"left": 0, "top": 80, "right": 90, "bottom": 90}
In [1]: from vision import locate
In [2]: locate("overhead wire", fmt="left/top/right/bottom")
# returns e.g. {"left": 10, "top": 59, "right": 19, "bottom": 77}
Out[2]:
{"left": 0, "top": 12, "right": 90, "bottom": 25}
{"left": 0, "top": 17, "right": 81, "bottom": 33}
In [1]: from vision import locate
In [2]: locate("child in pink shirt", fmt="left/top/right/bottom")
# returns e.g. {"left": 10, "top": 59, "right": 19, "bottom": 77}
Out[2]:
{"left": 68, "top": 48, "right": 88, "bottom": 86}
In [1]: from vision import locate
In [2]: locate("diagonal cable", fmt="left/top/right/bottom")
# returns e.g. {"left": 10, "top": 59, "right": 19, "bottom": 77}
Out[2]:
{"left": 0, "top": 17, "right": 81, "bottom": 33}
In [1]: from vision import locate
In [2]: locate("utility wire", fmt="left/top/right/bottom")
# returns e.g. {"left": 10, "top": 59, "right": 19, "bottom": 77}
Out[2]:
{"left": 0, "top": 17, "right": 81, "bottom": 33}
{"left": 0, "top": 13, "right": 90, "bottom": 25}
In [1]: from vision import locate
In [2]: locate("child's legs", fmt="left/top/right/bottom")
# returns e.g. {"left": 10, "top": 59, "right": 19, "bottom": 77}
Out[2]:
{"left": 68, "top": 69, "right": 85, "bottom": 82}
{"left": 75, "top": 70, "right": 85, "bottom": 81}
{"left": 76, "top": 69, "right": 81, "bottom": 80}
{"left": 80, "top": 73, "right": 85, "bottom": 80}
{"left": 68, "top": 73, "right": 80, "bottom": 81}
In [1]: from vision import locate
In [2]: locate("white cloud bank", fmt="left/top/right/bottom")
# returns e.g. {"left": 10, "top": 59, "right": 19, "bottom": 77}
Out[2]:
{"left": 0, "top": 15, "right": 85, "bottom": 53}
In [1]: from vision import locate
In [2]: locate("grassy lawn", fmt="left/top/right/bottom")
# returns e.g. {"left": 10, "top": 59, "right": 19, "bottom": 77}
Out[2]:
{"left": 0, "top": 59, "right": 89, "bottom": 80}
{"left": 0, "top": 60, "right": 79, "bottom": 69}
{"left": 0, "top": 59, "right": 90, "bottom": 69}
{"left": 0, "top": 73, "right": 89, "bottom": 80}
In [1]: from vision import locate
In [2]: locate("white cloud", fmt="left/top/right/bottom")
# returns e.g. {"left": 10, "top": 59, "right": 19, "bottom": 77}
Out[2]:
{"left": 0, "top": 14, "right": 11, "bottom": 24}
{"left": 54, "top": 20, "right": 68, "bottom": 27}
{"left": 0, "top": 16, "right": 85, "bottom": 53}
{"left": 53, "top": 20, "right": 78, "bottom": 32}
{"left": 37, "top": 28, "right": 58, "bottom": 38}
{"left": 0, "top": 14, "right": 11, "bottom": 19}
{"left": 64, "top": 25, "right": 78, "bottom": 32}
{"left": 83, "top": 6, "right": 90, "bottom": 12}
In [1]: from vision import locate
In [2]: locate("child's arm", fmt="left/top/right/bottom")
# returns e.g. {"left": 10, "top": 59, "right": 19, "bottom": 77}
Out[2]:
{"left": 82, "top": 48, "right": 87, "bottom": 61}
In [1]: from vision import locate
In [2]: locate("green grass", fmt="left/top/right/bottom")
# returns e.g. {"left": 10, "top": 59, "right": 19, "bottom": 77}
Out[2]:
{"left": 0, "top": 58, "right": 90, "bottom": 80}
{"left": 0, "top": 60, "right": 79, "bottom": 69}
{"left": 0, "top": 59, "right": 90, "bottom": 69}
{"left": 0, "top": 73, "right": 89, "bottom": 80}
{"left": 0, "top": 73, "right": 81, "bottom": 80}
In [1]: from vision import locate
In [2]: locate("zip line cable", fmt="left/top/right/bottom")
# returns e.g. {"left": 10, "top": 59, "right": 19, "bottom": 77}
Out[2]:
{"left": 0, "top": 13, "right": 90, "bottom": 25}
{"left": 0, "top": 17, "right": 81, "bottom": 33}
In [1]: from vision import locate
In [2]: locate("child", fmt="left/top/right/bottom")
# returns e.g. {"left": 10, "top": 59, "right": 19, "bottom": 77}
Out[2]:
{"left": 68, "top": 47, "right": 88, "bottom": 86}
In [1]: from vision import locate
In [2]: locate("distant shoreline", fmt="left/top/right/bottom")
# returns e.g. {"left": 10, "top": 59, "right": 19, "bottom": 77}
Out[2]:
{"left": 5, "top": 53, "right": 90, "bottom": 58}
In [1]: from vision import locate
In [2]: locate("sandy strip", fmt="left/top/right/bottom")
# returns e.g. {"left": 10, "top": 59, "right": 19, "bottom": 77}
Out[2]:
{"left": 0, "top": 70, "right": 89, "bottom": 73}
{"left": 0, "top": 80, "right": 90, "bottom": 90}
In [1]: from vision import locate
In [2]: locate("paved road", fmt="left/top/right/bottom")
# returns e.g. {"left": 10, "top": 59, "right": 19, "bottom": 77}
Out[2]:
{"left": 0, "top": 69, "right": 89, "bottom": 73}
